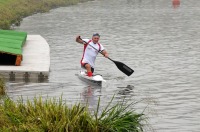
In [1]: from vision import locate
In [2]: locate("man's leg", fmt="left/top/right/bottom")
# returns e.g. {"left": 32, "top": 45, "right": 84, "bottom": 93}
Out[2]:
{"left": 91, "top": 67, "right": 94, "bottom": 73}
{"left": 85, "top": 64, "right": 93, "bottom": 77}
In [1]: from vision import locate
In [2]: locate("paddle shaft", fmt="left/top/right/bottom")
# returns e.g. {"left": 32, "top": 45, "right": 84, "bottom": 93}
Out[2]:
{"left": 84, "top": 41, "right": 111, "bottom": 58}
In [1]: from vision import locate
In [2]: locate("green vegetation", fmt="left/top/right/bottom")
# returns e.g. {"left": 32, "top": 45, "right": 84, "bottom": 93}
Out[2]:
{"left": 0, "top": 0, "right": 92, "bottom": 29}
{"left": 0, "top": 95, "right": 145, "bottom": 131}
{"left": 0, "top": 77, "right": 146, "bottom": 131}
{"left": 0, "top": 77, "right": 6, "bottom": 95}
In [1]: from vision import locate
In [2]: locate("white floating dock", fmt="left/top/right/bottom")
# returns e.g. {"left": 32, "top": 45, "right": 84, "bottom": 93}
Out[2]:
{"left": 0, "top": 35, "right": 50, "bottom": 81}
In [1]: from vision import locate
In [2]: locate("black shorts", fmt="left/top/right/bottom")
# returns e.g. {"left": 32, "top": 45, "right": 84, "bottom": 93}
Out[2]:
{"left": 81, "top": 63, "right": 94, "bottom": 73}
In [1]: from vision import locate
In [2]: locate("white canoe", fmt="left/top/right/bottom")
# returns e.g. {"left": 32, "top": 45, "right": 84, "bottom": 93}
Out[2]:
{"left": 77, "top": 71, "right": 106, "bottom": 86}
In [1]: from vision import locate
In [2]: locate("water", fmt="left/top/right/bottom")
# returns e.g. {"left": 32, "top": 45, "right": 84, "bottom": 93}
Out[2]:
{"left": 6, "top": 0, "right": 200, "bottom": 131}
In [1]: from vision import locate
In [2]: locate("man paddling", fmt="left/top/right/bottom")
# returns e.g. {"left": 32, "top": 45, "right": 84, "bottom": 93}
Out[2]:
{"left": 76, "top": 33, "right": 109, "bottom": 77}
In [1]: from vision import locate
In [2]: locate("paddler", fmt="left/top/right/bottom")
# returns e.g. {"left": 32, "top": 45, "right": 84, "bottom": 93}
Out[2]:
{"left": 76, "top": 33, "right": 109, "bottom": 77}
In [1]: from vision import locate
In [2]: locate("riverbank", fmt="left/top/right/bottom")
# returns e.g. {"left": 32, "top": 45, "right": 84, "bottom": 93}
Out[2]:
{"left": 0, "top": 0, "right": 92, "bottom": 29}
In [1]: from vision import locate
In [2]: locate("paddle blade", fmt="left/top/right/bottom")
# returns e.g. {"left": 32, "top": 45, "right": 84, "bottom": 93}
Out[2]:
{"left": 113, "top": 60, "right": 134, "bottom": 76}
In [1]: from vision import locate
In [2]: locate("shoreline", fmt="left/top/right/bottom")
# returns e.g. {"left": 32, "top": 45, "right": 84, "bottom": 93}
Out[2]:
{"left": 0, "top": 0, "right": 92, "bottom": 29}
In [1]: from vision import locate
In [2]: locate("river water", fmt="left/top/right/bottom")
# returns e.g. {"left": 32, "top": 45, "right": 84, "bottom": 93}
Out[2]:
{"left": 7, "top": 0, "right": 200, "bottom": 131}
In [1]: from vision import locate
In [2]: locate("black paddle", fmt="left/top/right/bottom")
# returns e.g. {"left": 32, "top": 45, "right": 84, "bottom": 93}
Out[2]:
{"left": 80, "top": 38, "right": 134, "bottom": 76}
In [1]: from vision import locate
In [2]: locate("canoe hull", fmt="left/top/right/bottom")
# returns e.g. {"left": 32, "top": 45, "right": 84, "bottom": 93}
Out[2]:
{"left": 77, "top": 71, "right": 105, "bottom": 86}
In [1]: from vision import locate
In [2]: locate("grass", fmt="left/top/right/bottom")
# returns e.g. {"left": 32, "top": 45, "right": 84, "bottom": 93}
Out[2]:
{"left": 0, "top": 95, "right": 146, "bottom": 131}
{"left": 0, "top": 0, "right": 92, "bottom": 29}
{"left": 0, "top": 77, "right": 6, "bottom": 95}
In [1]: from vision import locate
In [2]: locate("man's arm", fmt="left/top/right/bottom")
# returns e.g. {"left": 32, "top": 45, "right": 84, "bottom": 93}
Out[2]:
{"left": 101, "top": 50, "right": 109, "bottom": 58}
{"left": 76, "top": 36, "right": 86, "bottom": 44}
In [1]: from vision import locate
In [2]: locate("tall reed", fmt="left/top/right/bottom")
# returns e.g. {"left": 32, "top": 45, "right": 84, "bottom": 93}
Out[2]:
{"left": 0, "top": 77, "right": 6, "bottom": 95}
{"left": 0, "top": 95, "right": 146, "bottom": 131}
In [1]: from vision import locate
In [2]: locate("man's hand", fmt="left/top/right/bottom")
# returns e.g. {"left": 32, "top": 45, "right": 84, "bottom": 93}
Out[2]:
{"left": 104, "top": 53, "right": 109, "bottom": 58}
{"left": 76, "top": 35, "right": 86, "bottom": 44}
{"left": 76, "top": 35, "right": 81, "bottom": 42}
{"left": 102, "top": 50, "right": 109, "bottom": 58}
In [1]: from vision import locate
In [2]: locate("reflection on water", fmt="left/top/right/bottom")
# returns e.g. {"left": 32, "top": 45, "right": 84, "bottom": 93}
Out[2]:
{"left": 80, "top": 85, "right": 101, "bottom": 108}
{"left": 7, "top": 0, "right": 200, "bottom": 131}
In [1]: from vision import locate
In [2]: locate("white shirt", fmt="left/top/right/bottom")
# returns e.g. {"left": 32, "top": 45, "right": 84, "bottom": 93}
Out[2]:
{"left": 81, "top": 39, "right": 105, "bottom": 68}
